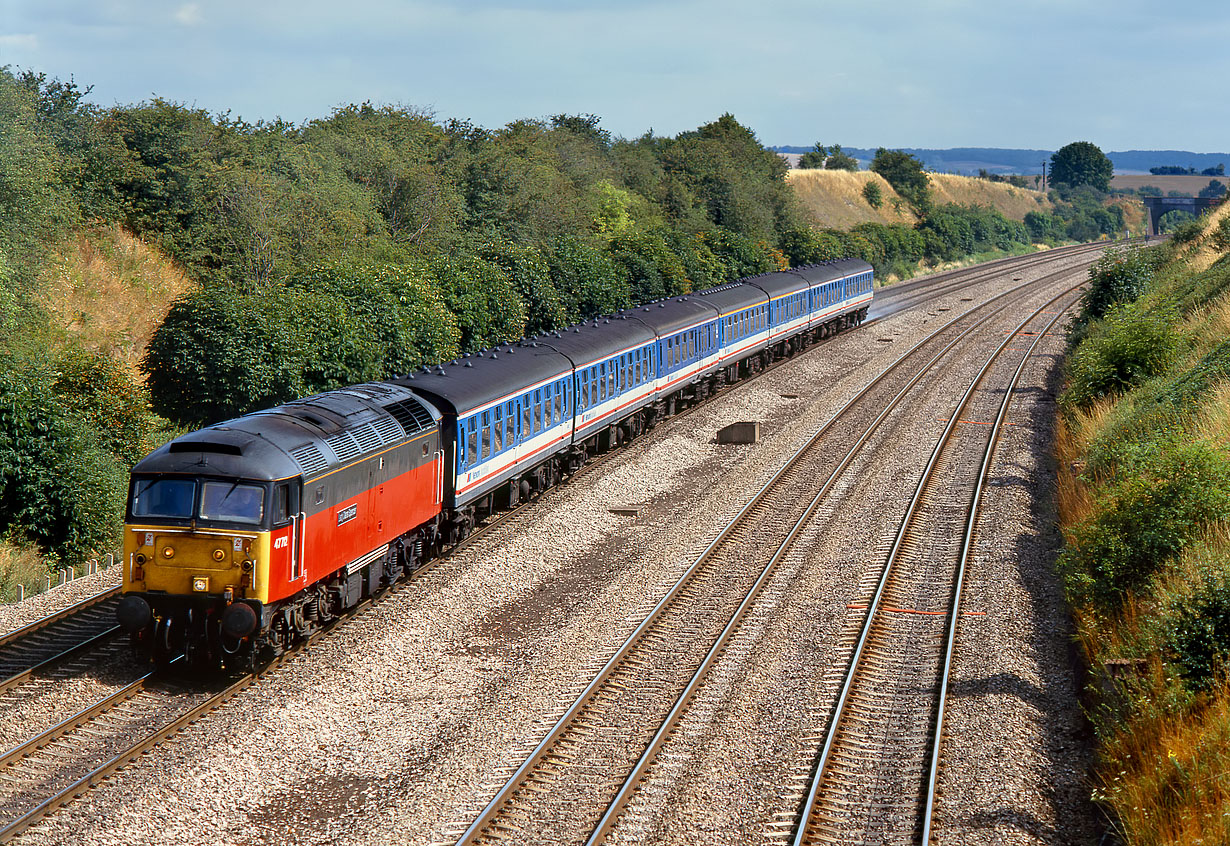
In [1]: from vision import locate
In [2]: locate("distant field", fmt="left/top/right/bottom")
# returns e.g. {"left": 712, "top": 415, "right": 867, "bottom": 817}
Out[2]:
{"left": 788, "top": 169, "right": 1051, "bottom": 229}
{"left": 1111, "top": 174, "right": 1230, "bottom": 194}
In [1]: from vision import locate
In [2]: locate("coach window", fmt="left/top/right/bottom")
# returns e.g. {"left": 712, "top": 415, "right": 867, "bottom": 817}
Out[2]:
{"left": 467, "top": 420, "right": 478, "bottom": 464}
{"left": 493, "top": 406, "right": 504, "bottom": 453}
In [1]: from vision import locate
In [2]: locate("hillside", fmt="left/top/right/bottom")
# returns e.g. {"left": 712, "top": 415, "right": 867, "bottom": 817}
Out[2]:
{"left": 37, "top": 225, "right": 195, "bottom": 374}
{"left": 777, "top": 147, "right": 1230, "bottom": 176}
{"left": 788, "top": 169, "right": 1051, "bottom": 229}
{"left": 1055, "top": 204, "right": 1230, "bottom": 843}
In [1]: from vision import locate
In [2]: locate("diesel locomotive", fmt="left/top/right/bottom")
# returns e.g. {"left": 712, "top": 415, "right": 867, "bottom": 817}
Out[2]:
{"left": 116, "top": 260, "right": 874, "bottom": 669}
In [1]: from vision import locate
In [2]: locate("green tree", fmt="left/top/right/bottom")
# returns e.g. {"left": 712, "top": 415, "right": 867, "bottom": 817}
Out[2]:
{"left": 0, "top": 352, "right": 125, "bottom": 563}
{"left": 798, "top": 142, "right": 827, "bottom": 169}
{"left": 1198, "top": 179, "right": 1226, "bottom": 199}
{"left": 1050, "top": 141, "right": 1113, "bottom": 192}
{"left": 825, "top": 144, "right": 859, "bottom": 171}
{"left": 862, "top": 180, "right": 883, "bottom": 208}
{"left": 871, "top": 149, "right": 930, "bottom": 211}
{"left": 0, "top": 68, "right": 79, "bottom": 285}
{"left": 548, "top": 236, "right": 631, "bottom": 321}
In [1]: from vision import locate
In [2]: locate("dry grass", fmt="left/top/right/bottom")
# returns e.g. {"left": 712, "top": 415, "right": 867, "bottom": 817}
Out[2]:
{"left": 788, "top": 170, "right": 917, "bottom": 229}
{"left": 0, "top": 540, "right": 51, "bottom": 603}
{"left": 1053, "top": 396, "right": 1117, "bottom": 527}
{"left": 1170, "top": 201, "right": 1230, "bottom": 275}
{"left": 1193, "top": 382, "right": 1230, "bottom": 445}
{"left": 1112, "top": 174, "right": 1230, "bottom": 194}
{"left": 926, "top": 173, "right": 1050, "bottom": 219}
{"left": 37, "top": 224, "right": 195, "bottom": 375}
{"left": 788, "top": 169, "right": 1054, "bottom": 231}
{"left": 1101, "top": 669, "right": 1230, "bottom": 844}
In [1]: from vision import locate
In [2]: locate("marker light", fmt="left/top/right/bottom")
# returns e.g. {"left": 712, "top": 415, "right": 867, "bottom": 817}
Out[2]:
{"left": 162, "top": 546, "right": 175, "bottom": 559}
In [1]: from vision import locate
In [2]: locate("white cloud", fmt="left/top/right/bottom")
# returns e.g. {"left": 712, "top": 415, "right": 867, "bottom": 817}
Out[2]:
{"left": 175, "top": 3, "right": 203, "bottom": 25}
{"left": 0, "top": 33, "right": 39, "bottom": 50}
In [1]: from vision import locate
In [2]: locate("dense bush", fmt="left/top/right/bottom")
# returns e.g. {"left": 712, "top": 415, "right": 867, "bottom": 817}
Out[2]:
{"left": 1166, "top": 574, "right": 1230, "bottom": 690}
{"left": 144, "top": 264, "right": 461, "bottom": 424}
{"left": 0, "top": 354, "right": 127, "bottom": 562}
{"left": 862, "top": 181, "right": 882, "bottom": 208}
{"left": 870, "top": 149, "right": 930, "bottom": 211}
{"left": 1076, "top": 247, "right": 1158, "bottom": 326}
{"left": 1061, "top": 303, "right": 1181, "bottom": 408}
{"left": 1060, "top": 440, "right": 1230, "bottom": 608}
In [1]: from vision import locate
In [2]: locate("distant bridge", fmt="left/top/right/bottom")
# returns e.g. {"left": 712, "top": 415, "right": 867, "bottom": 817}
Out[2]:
{"left": 1141, "top": 196, "right": 1222, "bottom": 235}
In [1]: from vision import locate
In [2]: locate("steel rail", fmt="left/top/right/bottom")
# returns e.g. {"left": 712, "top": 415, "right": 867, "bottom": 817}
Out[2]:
{"left": 919, "top": 290, "right": 1079, "bottom": 845}
{"left": 0, "top": 586, "right": 120, "bottom": 649}
{"left": 0, "top": 582, "right": 402, "bottom": 842}
{"left": 791, "top": 281, "right": 1084, "bottom": 846}
{"left": 582, "top": 253, "right": 1082, "bottom": 846}
{"left": 457, "top": 265, "right": 1079, "bottom": 846}
{"left": 0, "top": 626, "right": 123, "bottom": 696}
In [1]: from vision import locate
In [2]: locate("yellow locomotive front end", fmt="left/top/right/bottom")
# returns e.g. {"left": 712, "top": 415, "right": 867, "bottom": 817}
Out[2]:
{"left": 117, "top": 475, "right": 273, "bottom": 668}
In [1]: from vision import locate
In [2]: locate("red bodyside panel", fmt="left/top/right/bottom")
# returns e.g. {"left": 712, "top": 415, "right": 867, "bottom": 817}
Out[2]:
{"left": 264, "top": 458, "right": 441, "bottom": 604}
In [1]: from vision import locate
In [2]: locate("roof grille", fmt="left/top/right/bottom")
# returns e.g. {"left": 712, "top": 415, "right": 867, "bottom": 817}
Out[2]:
{"left": 383, "top": 398, "right": 434, "bottom": 435}
{"left": 352, "top": 423, "right": 381, "bottom": 453}
{"left": 327, "top": 432, "right": 361, "bottom": 463}
{"left": 372, "top": 416, "right": 404, "bottom": 444}
{"left": 290, "top": 444, "right": 329, "bottom": 477}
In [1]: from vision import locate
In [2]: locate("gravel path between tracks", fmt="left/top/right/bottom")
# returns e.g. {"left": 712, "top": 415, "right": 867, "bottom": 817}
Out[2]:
{"left": 8, "top": 252, "right": 1099, "bottom": 846}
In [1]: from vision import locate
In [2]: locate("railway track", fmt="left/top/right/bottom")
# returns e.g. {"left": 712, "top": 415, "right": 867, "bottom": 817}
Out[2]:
{"left": 0, "top": 242, "right": 1114, "bottom": 841}
{"left": 791, "top": 289, "right": 1078, "bottom": 845}
{"left": 0, "top": 587, "right": 122, "bottom": 696}
{"left": 449, "top": 252, "right": 1101, "bottom": 845}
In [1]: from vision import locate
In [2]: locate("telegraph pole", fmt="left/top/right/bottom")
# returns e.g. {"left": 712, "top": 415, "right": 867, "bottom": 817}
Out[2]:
{"left": 1041, "top": 161, "right": 1047, "bottom": 191}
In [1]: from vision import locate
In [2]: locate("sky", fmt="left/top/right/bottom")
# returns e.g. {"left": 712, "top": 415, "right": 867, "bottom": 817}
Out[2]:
{"left": 2, "top": 0, "right": 1229, "bottom": 152}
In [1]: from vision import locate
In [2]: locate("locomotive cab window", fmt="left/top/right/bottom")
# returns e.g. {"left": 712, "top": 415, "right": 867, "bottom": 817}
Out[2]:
{"left": 131, "top": 478, "right": 196, "bottom": 519}
{"left": 273, "top": 483, "right": 299, "bottom": 527}
{"left": 200, "top": 481, "right": 265, "bottom": 525}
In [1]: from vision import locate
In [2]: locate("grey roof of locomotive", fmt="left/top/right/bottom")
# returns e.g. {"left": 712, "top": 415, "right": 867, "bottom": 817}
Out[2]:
{"left": 132, "top": 382, "right": 438, "bottom": 483}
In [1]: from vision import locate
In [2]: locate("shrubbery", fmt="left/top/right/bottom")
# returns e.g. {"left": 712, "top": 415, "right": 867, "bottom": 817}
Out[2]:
{"left": 145, "top": 263, "right": 462, "bottom": 424}
{"left": 1075, "top": 247, "right": 1158, "bottom": 327}
{"left": 0, "top": 352, "right": 145, "bottom": 562}
{"left": 1166, "top": 573, "right": 1230, "bottom": 690}
{"left": 1061, "top": 302, "right": 1181, "bottom": 408}
{"left": 1059, "top": 440, "right": 1230, "bottom": 609}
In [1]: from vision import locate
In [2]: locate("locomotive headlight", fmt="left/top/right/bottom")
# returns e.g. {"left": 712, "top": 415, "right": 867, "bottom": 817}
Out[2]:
{"left": 192, "top": 576, "right": 210, "bottom": 592}
{"left": 212, "top": 548, "right": 226, "bottom": 562}
{"left": 161, "top": 546, "right": 175, "bottom": 559}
